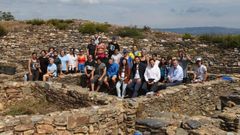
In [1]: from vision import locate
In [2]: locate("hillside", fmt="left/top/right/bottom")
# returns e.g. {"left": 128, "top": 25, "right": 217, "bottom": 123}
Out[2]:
{"left": 157, "top": 27, "right": 240, "bottom": 35}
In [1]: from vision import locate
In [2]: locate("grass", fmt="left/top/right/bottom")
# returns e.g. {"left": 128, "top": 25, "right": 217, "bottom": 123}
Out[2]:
{"left": 26, "top": 19, "right": 45, "bottom": 25}
{"left": 0, "top": 24, "right": 7, "bottom": 37}
{"left": 78, "top": 22, "right": 110, "bottom": 34}
{"left": 199, "top": 34, "right": 240, "bottom": 48}
{"left": 47, "top": 19, "right": 74, "bottom": 30}
{"left": 116, "top": 27, "right": 144, "bottom": 39}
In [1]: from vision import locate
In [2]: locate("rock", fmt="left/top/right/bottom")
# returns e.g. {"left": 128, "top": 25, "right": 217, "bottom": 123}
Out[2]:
{"left": 136, "top": 118, "right": 170, "bottom": 129}
{"left": 36, "top": 124, "right": 55, "bottom": 134}
{"left": 175, "top": 128, "right": 188, "bottom": 135}
{"left": 182, "top": 120, "right": 201, "bottom": 129}
{"left": 14, "top": 124, "right": 34, "bottom": 132}
{"left": 0, "top": 103, "right": 4, "bottom": 111}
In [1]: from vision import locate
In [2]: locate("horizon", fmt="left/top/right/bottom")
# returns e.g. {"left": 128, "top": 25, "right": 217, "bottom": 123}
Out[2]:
{"left": 1, "top": 0, "right": 240, "bottom": 28}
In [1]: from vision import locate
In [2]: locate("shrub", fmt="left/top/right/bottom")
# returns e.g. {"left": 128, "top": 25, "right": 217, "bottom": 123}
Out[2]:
{"left": 199, "top": 34, "right": 240, "bottom": 48}
{"left": 0, "top": 11, "right": 15, "bottom": 21}
{"left": 0, "top": 25, "right": 7, "bottom": 37}
{"left": 182, "top": 33, "right": 192, "bottom": 40}
{"left": 46, "top": 19, "right": 73, "bottom": 30}
{"left": 116, "top": 27, "right": 144, "bottom": 39}
{"left": 26, "top": 19, "right": 45, "bottom": 25}
{"left": 78, "top": 22, "right": 110, "bottom": 34}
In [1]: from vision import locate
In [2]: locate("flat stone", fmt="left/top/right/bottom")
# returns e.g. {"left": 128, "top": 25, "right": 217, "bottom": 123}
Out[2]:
{"left": 175, "top": 128, "right": 188, "bottom": 135}
{"left": 36, "top": 124, "right": 55, "bottom": 134}
{"left": 14, "top": 124, "right": 34, "bottom": 132}
{"left": 182, "top": 120, "right": 201, "bottom": 129}
{"left": 136, "top": 118, "right": 170, "bottom": 129}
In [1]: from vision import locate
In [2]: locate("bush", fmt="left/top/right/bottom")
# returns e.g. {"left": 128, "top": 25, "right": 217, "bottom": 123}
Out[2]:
{"left": 182, "top": 33, "right": 192, "bottom": 40}
{"left": 26, "top": 19, "right": 45, "bottom": 25}
{"left": 116, "top": 27, "right": 144, "bottom": 39}
{"left": 199, "top": 34, "right": 240, "bottom": 48}
{"left": 78, "top": 22, "right": 110, "bottom": 34}
{"left": 47, "top": 19, "right": 73, "bottom": 30}
{"left": 0, "top": 11, "right": 15, "bottom": 21}
{"left": 0, "top": 25, "right": 7, "bottom": 37}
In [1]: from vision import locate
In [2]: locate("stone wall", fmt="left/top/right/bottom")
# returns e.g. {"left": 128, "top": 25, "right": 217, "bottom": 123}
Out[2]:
{"left": 209, "top": 66, "right": 240, "bottom": 74}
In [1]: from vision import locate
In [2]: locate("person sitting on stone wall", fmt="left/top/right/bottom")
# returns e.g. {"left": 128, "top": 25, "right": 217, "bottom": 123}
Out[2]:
{"left": 111, "top": 49, "right": 122, "bottom": 65}
{"left": 58, "top": 49, "right": 69, "bottom": 75}
{"left": 28, "top": 52, "right": 41, "bottom": 81}
{"left": 116, "top": 58, "right": 131, "bottom": 98}
{"left": 142, "top": 59, "right": 161, "bottom": 95}
{"left": 104, "top": 58, "right": 119, "bottom": 91}
{"left": 43, "top": 57, "right": 57, "bottom": 81}
{"left": 90, "top": 58, "right": 107, "bottom": 91}
{"left": 192, "top": 57, "right": 208, "bottom": 83}
{"left": 127, "top": 56, "right": 147, "bottom": 98}
{"left": 80, "top": 55, "right": 95, "bottom": 88}
{"left": 159, "top": 57, "right": 168, "bottom": 82}
{"left": 120, "top": 49, "right": 133, "bottom": 69}
{"left": 166, "top": 59, "right": 183, "bottom": 87}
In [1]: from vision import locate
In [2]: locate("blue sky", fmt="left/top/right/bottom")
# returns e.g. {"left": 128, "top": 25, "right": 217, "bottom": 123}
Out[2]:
{"left": 1, "top": 0, "right": 240, "bottom": 28}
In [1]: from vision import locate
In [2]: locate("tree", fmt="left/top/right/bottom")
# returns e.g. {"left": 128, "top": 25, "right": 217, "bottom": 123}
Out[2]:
{"left": 0, "top": 11, "right": 15, "bottom": 21}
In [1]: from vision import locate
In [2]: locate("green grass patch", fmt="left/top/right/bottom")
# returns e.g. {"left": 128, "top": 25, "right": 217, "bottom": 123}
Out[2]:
{"left": 26, "top": 19, "right": 45, "bottom": 25}
{"left": 78, "top": 22, "right": 110, "bottom": 34}
{"left": 116, "top": 27, "right": 144, "bottom": 39}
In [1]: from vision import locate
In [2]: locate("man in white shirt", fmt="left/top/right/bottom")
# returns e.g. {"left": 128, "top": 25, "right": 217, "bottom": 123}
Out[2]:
{"left": 166, "top": 59, "right": 183, "bottom": 87}
{"left": 193, "top": 57, "right": 208, "bottom": 83}
{"left": 142, "top": 59, "right": 161, "bottom": 93}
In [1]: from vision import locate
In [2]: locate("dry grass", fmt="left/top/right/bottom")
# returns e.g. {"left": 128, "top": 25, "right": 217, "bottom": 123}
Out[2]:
{"left": 0, "top": 21, "right": 29, "bottom": 32}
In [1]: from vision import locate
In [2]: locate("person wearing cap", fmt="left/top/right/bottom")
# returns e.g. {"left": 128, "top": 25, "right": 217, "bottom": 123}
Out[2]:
{"left": 67, "top": 48, "right": 78, "bottom": 73}
{"left": 108, "top": 36, "right": 120, "bottom": 58}
{"left": 127, "top": 56, "right": 147, "bottom": 98}
{"left": 43, "top": 57, "right": 57, "bottom": 81}
{"left": 77, "top": 49, "right": 87, "bottom": 73}
{"left": 90, "top": 58, "right": 107, "bottom": 91}
{"left": 166, "top": 59, "right": 183, "bottom": 86}
{"left": 178, "top": 49, "right": 192, "bottom": 83}
{"left": 193, "top": 58, "right": 208, "bottom": 83}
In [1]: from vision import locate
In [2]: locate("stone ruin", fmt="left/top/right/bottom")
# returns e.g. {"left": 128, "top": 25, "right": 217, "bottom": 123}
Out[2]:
{"left": 0, "top": 76, "right": 240, "bottom": 135}
{"left": 0, "top": 21, "right": 240, "bottom": 135}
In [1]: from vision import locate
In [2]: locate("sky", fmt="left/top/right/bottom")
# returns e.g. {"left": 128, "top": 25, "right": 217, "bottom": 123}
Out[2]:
{"left": 0, "top": 0, "right": 240, "bottom": 28}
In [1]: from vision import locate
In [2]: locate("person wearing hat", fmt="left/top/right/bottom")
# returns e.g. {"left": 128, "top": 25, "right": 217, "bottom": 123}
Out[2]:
{"left": 43, "top": 57, "right": 57, "bottom": 81}
{"left": 77, "top": 49, "right": 87, "bottom": 73}
{"left": 108, "top": 36, "right": 120, "bottom": 58}
{"left": 193, "top": 57, "right": 208, "bottom": 83}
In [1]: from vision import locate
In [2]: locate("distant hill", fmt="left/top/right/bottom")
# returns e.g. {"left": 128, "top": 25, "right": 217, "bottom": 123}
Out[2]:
{"left": 156, "top": 27, "right": 240, "bottom": 35}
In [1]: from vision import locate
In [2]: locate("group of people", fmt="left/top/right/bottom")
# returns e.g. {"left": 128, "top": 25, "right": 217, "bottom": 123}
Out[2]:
{"left": 27, "top": 35, "right": 208, "bottom": 98}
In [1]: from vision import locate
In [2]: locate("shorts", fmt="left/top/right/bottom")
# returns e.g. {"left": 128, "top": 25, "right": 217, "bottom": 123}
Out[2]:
{"left": 78, "top": 63, "right": 85, "bottom": 73}
{"left": 91, "top": 75, "right": 106, "bottom": 86}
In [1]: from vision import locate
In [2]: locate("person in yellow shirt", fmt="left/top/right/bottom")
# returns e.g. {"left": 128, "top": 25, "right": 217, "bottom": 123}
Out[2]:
{"left": 129, "top": 46, "right": 141, "bottom": 60}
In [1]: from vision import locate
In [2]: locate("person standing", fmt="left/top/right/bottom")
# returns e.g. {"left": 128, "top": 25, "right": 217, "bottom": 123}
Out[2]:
{"left": 77, "top": 49, "right": 87, "bottom": 73}
{"left": 38, "top": 50, "right": 49, "bottom": 80}
{"left": 87, "top": 39, "right": 96, "bottom": 59}
{"left": 178, "top": 49, "right": 192, "bottom": 83}
{"left": 108, "top": 37, "right": 120, "bottom": 58}
{"left": 67, "top": 48, "right": 78, "bottom": 73}
{"left": 58, "top": 49, "right": 69, "bottom": 74}
{"left": 53, "top": 50, "right": 62, "bottom": 76}
{"left": 28, "top": 52, "right": 41, "bottom": 81}
{"left": 111, "top": 49, "right": 122, "bottom": 65}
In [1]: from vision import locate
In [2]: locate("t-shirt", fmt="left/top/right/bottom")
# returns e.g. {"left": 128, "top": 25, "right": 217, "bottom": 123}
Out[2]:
{"left": 58, "top": 55, "right": 69, "bottom": 71}
{"left": 85, "top": 60, "right": 96, "bottom": 74}
{"left": 87, "top": 44, "right": 96, "bottom": 57}
{"left": 108, "top": 42, "right": 120, "bottom": 57}
{"left": 47, "top": 63, "right": 57, "bottom": 77}
{"left": 195, "top": 65, "right": 207, "bottom": 81}
{"left": 111, "top": 53, "right": 122, "bottom": 64}
{"left": 134, "top": 64, "right": 140, "bottom": 79}
{"left": 67, "top": 54, "right": 77, "bottom": 70}
{"left": 94, "top": 63, "right": 106, "bottom": 76}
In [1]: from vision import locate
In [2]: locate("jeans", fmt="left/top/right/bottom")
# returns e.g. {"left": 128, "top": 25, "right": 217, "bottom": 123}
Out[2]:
{"left": 127, "top": 79, "right": 142, "bottom": 98}
{"left": 78, "top": 63, "right": 85, "bottom": 73}
{"left": 116, "top": 81, "right": 127, "bottom": 98}
{"left": 166, "top": 80, "right": 182, "bottom": 87}
{"left": 142, "top": 82, "right": 158, "bottom": 93}
{"left": 29, "top": 69, "right": 39, "bottom": 81}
